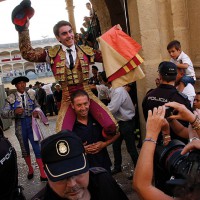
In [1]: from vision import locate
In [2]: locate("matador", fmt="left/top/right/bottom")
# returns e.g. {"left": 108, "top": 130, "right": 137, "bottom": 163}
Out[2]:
{"left": 12, "top": 0, "right": 117, "bottom": 136}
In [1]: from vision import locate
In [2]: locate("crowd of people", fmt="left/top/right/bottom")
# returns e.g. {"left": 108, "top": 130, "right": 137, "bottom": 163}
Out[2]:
{"left": 0, "top": 0, "right": 200, "bottom": 199}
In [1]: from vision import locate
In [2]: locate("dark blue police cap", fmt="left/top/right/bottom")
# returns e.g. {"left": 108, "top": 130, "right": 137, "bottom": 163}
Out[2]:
{"left": 41, "top": 130, "right": 89, "bottom": 182}
{"left": 11, "top": 76, "right": 29, "bottom": 85}
{"left": 158, "top": 61, "right": 177, "bottom": 76}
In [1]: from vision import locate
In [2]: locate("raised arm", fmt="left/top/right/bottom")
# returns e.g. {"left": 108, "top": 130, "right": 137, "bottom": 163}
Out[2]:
{"left": 19, "top": 28, "right": 47, "bottom": 62}
{"left": 133, "top": 106, "right": 173, "bottom": 200}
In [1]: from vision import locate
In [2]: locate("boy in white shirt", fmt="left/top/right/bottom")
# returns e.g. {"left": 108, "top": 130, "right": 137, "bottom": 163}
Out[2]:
{"left": 167, "top": 40, "right": 196, "bottom": 92}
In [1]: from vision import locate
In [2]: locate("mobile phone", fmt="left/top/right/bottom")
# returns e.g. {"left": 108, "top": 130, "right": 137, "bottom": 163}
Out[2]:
{"left": 165, "top": 106, "right": 174, "bottom": 118}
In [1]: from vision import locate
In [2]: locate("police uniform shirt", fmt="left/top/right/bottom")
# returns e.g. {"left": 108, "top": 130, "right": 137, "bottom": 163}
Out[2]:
{"left": 142, "top": 84, "right": 192, "bottom": 143}
{"left": 41, "top": 168, "right": 128, "bottom": 200}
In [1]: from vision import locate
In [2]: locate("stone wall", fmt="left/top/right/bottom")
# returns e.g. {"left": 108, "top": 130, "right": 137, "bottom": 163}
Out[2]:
{"left": 91, "top": 0, "right": 200, "bottom": 136}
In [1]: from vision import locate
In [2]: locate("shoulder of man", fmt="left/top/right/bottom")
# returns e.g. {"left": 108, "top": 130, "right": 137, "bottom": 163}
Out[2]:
{"left": 77, "top": 44, "right": 95, "bottom": 57}
{"left": 89, "top": 167, "right": 128, "bottom": 200}
{"left": 48, "top": 45, "right": 61, "bottom": 58}
{"left": 6, "top": 93, "right": 16, "bottom": 104}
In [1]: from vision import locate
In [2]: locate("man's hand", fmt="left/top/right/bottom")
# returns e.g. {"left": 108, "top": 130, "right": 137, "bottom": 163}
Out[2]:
{"left": 32, "top": 111, "right": 39, "bottom": 118}
{"left": 84, "top": 141, "right": 106, "bottom": 154}
{"left": 15, "top": 108, "right": 24, "bottom": 115}
{"left": 115, "top": 24, "right": 122, "bottom": 30}
{"left": 146, "top": 106, "right": 166, "bottom": 140}
{"left": 25, "top": 17, "right": 30, "bottom": 29}
{"left": 165, "top": 102, "right": 196, "bottom": 123}
{"left": 181, "top": 140, "right": 200, "bottom": 155}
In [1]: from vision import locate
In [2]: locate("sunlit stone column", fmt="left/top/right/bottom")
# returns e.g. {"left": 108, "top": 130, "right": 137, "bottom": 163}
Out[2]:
{"left": 65, "top": 0, "right": 77, "bottom": 33}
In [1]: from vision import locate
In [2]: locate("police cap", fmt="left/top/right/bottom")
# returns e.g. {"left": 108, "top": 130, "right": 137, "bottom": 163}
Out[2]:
{"left": 158, "top": 61, "right": 177, "bottom": 76}
{"left": 41, "top": 130, "right": 89, "bottom": 182}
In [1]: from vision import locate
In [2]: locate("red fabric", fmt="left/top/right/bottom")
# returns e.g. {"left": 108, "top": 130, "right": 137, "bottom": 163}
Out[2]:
{"left": 100, "top": 26, "right": 142, "bottom": 61}
{"left": 13, "top": 8, "right": 34, "bottom": 26}
{"left": 108, "top": 56, "right": 142, "bottom": 82}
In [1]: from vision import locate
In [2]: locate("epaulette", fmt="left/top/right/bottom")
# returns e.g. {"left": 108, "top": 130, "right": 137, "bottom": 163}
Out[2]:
{"left": 6, "top": 93, "right": 15, "bottom": 104}
{"left": 48, "top": 45, "right": 61, "bottom": 58}
{"left": 78, "top": 45, "right": 95, "bottom": 56}
{"left": 89, "top": 167, "right": 107, "bottom": 175}
{"left": 177, "top": 91, "right": 188, "bottom": 99}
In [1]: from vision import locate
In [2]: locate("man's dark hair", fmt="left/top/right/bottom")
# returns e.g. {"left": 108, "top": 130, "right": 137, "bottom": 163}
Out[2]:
{"left": 160, "top": 74, "right": 177, "bottom": 83}
{"left": 70, "top": 90, "right": 89, "bottom": 103}
{"left": 167, "top": 40, "right": 181, "bottom": 51}
{"left": 99, "top": 71, "right": 108, "bottom": 83}
{"left": 29, "top": 84, "right": 32, "bottom": 88}
{"left": 53, "top": 20, "right": 72, "bottom": 37}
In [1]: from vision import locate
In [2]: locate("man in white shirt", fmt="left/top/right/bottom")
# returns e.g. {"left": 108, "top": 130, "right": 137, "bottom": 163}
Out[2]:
{"left": 42, "top": 83, "right": 58, "bottom": 116}
{"left": 27, "top": 84, "right": 35, "bottom": 97}
{"left": 176, "top": 68, "right": 196, "bottom": 107}
{"left": 100, "top": 71, "right": 138, "bottom": 177}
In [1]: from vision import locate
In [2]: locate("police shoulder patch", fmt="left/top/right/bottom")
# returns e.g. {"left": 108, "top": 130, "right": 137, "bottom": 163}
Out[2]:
{"left": 48, "top": 45, "right": 61, "bottom": 58}
{"left": 89, "top": 167, "right": 107, "bottom": 175}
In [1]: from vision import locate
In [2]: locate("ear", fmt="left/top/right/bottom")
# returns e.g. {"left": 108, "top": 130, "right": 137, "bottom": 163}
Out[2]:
{"left": 55, "top": 36, "right": 61, "bottom": 43}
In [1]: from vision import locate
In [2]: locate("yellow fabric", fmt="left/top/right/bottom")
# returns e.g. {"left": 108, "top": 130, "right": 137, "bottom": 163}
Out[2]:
{"left": 98, "top": 37, "right": 128, "bottom": 77}
{"left": 112, "top": 66, "right": 145, "bottom": 88}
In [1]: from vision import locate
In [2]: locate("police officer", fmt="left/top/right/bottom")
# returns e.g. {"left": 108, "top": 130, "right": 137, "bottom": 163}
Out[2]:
{"left": 1, "top": 76, "right": 47, "bottom": 181}
{"left": 142, "top": 61, "right": 192, "bottom": 194}
{"left": 31, "top": 130, "right": 129, "bottom": 200}
{"left": 142, "top": 61, "right": 192, "bottom": 144}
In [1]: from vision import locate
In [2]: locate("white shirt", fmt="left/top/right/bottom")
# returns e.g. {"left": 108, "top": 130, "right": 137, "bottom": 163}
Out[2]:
{"left": 107, "top": 87, "right": 135, "bottom": 122}
{"left": 62, "top": 44, "right": 76, "bottom": 68}
{"left": 182, "top": 83, "right": 196, "bottom": 107}
{"left": 27, "top": 88, "right": 36, "bottom": 97}
{"left": 42, "top": 83, "right": 53, "bottom": 95}
{"left": 17, "top": 92, "right": 26, "bottom": 107}
{"left": 170, "top": 51, "right": 196, "bottom": 80}
{"left": 96, "top": 84, "right": 110, "bottom": 100}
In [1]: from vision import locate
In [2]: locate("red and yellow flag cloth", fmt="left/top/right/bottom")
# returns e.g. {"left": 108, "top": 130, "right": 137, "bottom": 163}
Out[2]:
{"left": 97, "top": 25, "right": 145, "bottom": 88}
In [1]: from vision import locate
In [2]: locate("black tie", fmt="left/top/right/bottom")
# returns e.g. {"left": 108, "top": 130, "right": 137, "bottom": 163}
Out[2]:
{"left": 67, "top": 49, "right": 74, "bottom": 70}
{"left": 21, "top": 95, "right": 25, "bottom": 108}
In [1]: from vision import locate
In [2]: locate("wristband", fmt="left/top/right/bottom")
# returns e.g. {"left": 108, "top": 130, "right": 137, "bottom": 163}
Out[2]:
{"left": 143, "top": 138, "right": 157, "bottom": 144}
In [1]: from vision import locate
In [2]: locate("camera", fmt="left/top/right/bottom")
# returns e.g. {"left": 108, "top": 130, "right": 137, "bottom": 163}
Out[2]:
{"left": 155, "top": 139, "right": 200, "bottom": 195}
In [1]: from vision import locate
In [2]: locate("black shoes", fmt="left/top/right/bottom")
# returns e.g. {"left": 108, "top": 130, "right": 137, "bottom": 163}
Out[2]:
{"left": 111, "top": 168, "right": 122, "bottom": 175}
{"left": 27, "top": 173, "right": 34, "bottom": 180}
